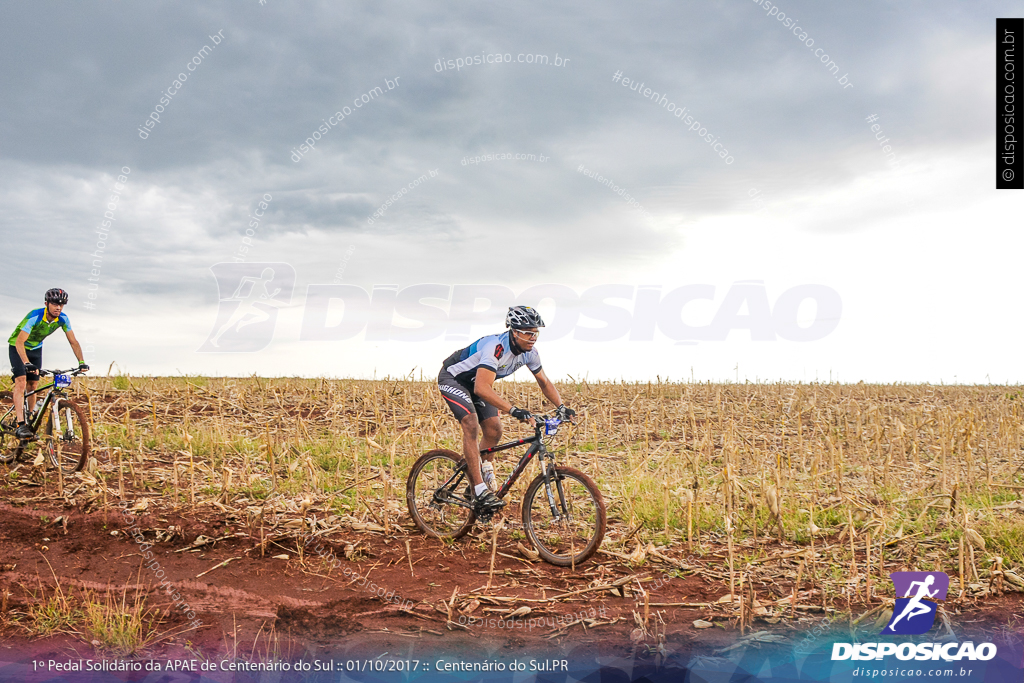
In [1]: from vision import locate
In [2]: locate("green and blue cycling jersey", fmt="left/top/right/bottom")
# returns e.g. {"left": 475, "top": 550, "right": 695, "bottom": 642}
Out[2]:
{"left": 7, "top": 308, "right": 72, "bottom": 350}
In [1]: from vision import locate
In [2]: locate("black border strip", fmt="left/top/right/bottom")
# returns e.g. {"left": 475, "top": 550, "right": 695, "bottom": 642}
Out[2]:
{"left": 997, "top": 18, "right": 1023, "bottom": 189}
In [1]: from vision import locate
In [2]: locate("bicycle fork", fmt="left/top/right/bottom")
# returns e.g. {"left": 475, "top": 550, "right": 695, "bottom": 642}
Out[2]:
{"left": 38, "top": 400, "right": 73, "bottom": 444}
{"left": 51, "top": 403, "right": 63, "bottom": 441}
{"left": 540, "top": 453, "right": 571, "bottom": 522}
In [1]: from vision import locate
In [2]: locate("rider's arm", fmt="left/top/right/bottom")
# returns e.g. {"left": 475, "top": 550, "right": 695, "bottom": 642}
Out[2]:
{"left": 473, "top": 368, "right": 515, "bottom": 414}
{"left": 14, "top": 331, "right": 30, "bottom": 364}
{"left": 533, "top": 369, "right": 563, "bottom": 408}
{"left": 65, "top": 329, "right": 85, "bottom": 365}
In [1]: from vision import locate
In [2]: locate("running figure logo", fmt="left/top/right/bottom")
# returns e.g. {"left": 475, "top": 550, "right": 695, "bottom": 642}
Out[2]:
{"left": 881, "top": 572, "right": 949, "bottom": 635}
{"left": 198, "top": 263, "right": 295, "bottom": 352}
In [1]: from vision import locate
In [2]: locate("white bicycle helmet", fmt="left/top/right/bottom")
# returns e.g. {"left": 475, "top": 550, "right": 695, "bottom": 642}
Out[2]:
{"left": 505, "top": 305, "right": 545, "bottom": 329}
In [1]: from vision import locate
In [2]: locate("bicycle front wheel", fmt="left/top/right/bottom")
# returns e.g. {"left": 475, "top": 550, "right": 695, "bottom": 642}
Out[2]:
{"left": 0, "top": 428, "right": 23, "bottom": 465}
{"left": 522, "top": 466, "right": 606, "bottom": 567}
{"left": 45, "top": 399, "right": 90, "bottom": 474}
{"left": 406, "top": 449, "right": 476, "bottom": 540}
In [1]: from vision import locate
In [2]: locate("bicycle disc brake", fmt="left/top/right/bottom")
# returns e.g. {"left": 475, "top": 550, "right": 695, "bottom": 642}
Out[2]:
{"left": 433, "top": 485, "right": 469, "bottom": 507}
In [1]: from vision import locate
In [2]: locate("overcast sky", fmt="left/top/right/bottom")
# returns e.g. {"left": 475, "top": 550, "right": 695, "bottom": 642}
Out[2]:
{"left": 0, "top": 1, "right": 1019, "bottom": 383}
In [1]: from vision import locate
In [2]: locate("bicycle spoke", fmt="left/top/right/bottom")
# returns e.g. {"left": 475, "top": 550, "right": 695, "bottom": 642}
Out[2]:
{"left": 523, "top": 467, "right": 605, "bottom": 566}
{"left": 407, "top": 450, "right": 475, "bottom": 539}
{"left": 46, "top": 400, "right": 88, "bottom": 474}
{"left": 537, "top": 481, "right": 588, "bottom": 545}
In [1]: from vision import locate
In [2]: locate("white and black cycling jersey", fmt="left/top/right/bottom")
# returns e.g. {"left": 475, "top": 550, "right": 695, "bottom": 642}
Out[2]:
{"left": 441, "top": 331, "right": 542, "bottom": 385}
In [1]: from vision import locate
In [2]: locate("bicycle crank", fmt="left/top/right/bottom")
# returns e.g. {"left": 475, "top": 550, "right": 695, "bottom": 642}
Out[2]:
{"left": 476, "top": 510, "right": 495, "bottom": 524}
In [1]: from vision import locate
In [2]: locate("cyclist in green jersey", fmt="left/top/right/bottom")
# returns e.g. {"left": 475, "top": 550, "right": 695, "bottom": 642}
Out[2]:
{"left": 8, "top": 289, "right": 88, "bottom": 440}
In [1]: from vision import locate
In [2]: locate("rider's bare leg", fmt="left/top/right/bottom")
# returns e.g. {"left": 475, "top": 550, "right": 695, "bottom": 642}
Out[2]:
{"left": 24, "top": 379, "right": 38, "bottom": 416}
{"left": 12, "top": 376, "right": 26, "bottom": 423}
{"left": 479, "top": 416, "right": 503, "bottom": 464}
{"left": 460, "top": 412, "right": 483, "bottom": 487}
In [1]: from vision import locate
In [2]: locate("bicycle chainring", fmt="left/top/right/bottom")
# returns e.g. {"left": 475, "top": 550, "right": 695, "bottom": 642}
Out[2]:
{"left": 476, "top": 509, "right": 495, "bottom": 524}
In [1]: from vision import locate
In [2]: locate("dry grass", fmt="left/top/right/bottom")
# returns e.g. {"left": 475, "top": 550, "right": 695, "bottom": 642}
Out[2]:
{"left": 18, "top": 580, "right": 162, "bottom": 654}
{"left": 4, "top": 373, "right": 1024, "bottom": 615}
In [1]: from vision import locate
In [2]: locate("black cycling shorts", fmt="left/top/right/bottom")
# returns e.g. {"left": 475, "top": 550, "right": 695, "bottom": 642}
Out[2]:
{"left": 438, "top": 369, "right": 499, "bottom": 422}
{"left": 9, "top": 345, "right": 42, "bottom": 381}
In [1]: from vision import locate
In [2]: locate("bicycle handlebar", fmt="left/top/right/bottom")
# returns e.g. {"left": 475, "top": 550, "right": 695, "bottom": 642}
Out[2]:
{"left": 38, "top": 368, "right": 87, "bottom": 378}
{"left": 530, "top": 412, "right": 573, "bottom": 435}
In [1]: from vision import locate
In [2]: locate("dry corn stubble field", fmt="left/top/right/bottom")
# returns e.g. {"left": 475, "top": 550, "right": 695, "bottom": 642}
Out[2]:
{"left": 0, "top": 374, "right": 1022, "bottom": 659}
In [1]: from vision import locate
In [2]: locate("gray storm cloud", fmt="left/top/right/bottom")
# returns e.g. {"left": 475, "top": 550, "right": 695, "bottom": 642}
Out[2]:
{"left": 0, "top": 0, "right": 1011, "bottom": 379}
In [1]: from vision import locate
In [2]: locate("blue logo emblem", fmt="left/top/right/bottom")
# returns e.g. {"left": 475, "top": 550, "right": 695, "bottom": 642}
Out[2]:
{"left": 881, "top": 572, "right": 949, "bottom": 635}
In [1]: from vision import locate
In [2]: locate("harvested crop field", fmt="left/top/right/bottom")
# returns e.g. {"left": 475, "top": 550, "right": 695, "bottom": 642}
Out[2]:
{"left": 0, "top": 376, "right": 1022, "bottom": 664}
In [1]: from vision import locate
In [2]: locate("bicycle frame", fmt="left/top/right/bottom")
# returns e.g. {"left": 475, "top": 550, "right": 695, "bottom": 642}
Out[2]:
{"left": 25, "top": 382, "right": 63, "bottom": 432}
{"left": 485, "top": 436, "right": 544, "bottom": 499}
{"left": 0, "top": 373, "right": 70, "bottom": 439}
{"left": 435, "top": 424, "right": 563, "bottom": 512}
{"left": 501, "top": 436, "right": 568, "bottom": 520}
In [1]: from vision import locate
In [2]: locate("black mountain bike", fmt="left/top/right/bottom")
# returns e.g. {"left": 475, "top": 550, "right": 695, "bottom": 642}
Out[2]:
{"left": 0, "top": 368, "right": 90, "bottom": 474}
{"left": 406, "top": 414, "right": 606, "bottom": 567}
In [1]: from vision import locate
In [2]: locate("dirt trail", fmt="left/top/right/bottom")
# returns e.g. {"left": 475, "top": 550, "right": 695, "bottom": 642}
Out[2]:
{"left": 1, "top": 496, "right": 1020, "bottom": 665}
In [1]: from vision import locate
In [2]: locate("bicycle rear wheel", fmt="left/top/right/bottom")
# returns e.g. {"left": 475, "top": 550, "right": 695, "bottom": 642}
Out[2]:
{"left": 522, "top": 466, "right": 606, "bottom": 567}
{"left": 406, "top": 449, "right": 476, "bottom": 540}
{"left": 44, "top": 399, "right": 90, "bottom": 474}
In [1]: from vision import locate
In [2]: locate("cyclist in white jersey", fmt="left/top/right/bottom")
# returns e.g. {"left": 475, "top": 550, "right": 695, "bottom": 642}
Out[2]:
{"left": 438, "top": 306, "right": 575, "bottom": 516}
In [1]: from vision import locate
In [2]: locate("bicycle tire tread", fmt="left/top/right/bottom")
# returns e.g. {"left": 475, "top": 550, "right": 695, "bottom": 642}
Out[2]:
{"left": 46, "top": 399, "right": 90, "bottom": 474}
{"left": 406, "top": 449, "right": 477, "bottom": 540}
{"left": 522, "top": 465, "right": 606, "bottom": 567}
